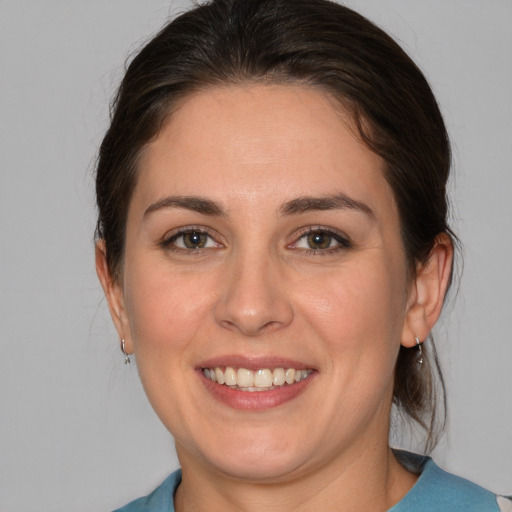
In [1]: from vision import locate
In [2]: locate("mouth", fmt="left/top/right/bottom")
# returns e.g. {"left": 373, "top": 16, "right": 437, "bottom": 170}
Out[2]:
{"left": 202, "top": 366, "right": 313, "bottom": 391}
{"left": 198, "top": 359, "right": 316, "bottom": 410}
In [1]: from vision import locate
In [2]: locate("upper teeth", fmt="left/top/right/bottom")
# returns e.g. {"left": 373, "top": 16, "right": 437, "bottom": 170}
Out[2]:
{"left": 203, "top": 367, "right": 312, "bottom": 390}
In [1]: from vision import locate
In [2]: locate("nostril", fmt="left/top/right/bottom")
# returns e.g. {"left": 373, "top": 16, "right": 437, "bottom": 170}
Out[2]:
{"left": 216, "top": 299, "right": 294, "bottom": 336}
{"left": 219, "top": 317, "right": 280, "bottom": 337}
{"left": 214, "top": 260, "right": 294, "bottom": 335}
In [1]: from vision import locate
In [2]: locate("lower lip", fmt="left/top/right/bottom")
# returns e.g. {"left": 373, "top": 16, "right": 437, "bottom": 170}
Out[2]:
{"left": 199, "top": 371, "right": 316, "bottom": 410}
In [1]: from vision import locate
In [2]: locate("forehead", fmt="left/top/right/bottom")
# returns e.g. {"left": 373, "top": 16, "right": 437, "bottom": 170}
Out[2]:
{"left": 134, "top": 84, "right": 395, "bottom": 216}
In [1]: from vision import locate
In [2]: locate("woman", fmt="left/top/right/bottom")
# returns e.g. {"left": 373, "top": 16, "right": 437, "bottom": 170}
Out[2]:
{"left": 95, "top": 0, "right": 511, "bottom": 510}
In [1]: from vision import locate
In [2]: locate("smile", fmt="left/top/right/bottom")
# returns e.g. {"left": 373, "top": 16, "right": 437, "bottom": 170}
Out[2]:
{"left": 202, "top": 367, "right": 313, "bottom": 391}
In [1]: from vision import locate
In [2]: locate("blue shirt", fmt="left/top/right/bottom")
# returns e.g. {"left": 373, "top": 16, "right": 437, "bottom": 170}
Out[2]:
{"left": 114, "top": 453, "right": 510, "bottom": 511}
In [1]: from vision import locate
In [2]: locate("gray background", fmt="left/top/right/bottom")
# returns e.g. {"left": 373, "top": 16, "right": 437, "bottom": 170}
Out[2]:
{"left": 0, "top": 1, "right": 511, "bottom": 510}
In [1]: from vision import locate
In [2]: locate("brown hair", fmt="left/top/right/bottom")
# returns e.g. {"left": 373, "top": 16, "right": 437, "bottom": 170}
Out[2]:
{"left": 96, "top": 0, "right": 454, "bottom": 450}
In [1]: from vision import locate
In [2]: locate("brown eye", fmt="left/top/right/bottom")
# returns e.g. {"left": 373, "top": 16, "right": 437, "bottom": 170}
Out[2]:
{"left": 182, "top": 231, "right": 208, "bottom": 249}
{"left": 306, "top": 231, "right": 333, "bottom": 249}
{"left": 159, "top": 228, "right": 223, "bottom": 255}
{"left": 162, "top": 229, "right": 219, "bottom": 251}
{"left": 291, "top": 228, "right": 351, "bottom": 254}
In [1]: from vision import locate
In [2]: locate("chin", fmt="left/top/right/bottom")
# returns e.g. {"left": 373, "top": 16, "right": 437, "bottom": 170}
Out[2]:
{"left": 210, "top": 451, "right": 309, "bottom": 482}
{"left": 180, "top": 426, "right": 315, "bottom": 483}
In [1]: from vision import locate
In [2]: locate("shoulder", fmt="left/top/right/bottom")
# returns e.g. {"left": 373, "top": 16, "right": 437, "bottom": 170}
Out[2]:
{"left": 112, "top": 470, "right": 181, "bottom": 512}
{"left": 392, "top": 451, "right": 511, "bottom": 511}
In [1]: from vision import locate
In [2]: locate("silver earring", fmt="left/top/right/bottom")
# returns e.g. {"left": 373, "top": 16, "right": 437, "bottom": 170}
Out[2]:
{"left": 415, "top": 336, "right": 423, "bottom": 365}
{"left": 121, "top": 338, "right": 131, "bottom": 365}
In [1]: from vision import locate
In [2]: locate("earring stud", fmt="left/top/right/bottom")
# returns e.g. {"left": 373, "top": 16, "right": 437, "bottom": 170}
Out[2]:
{"left": 121, "top": 338, "right": 131, "bottom": 365}
{"left": 414, "top": 336, "right": 423, "bottom": 365}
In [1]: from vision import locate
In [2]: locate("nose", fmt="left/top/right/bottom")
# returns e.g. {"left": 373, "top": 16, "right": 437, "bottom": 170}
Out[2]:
{"left": 214, "top": 251, "right": 294, "bottom": 337}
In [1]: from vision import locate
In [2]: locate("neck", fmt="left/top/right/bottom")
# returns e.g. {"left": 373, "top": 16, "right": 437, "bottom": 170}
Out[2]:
{"left": 174, "top": 441, "right": 417, "bottom": 512}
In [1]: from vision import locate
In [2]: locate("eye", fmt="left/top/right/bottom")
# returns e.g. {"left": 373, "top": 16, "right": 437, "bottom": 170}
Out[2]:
{"left": 305, "top": 231, "right": 334, "bottom": 250}
{"left": 179, "top": 231, "right": 210, "bottom": 249}
{"left": 292, "top": 228, "right": 351, "bottom": 252}
{"left": 162, "top": 229, "right": 221, "bottom": 251}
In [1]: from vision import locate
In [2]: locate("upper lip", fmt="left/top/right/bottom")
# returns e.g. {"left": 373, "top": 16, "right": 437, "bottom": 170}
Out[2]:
{"left": 197, "top": 355, "right": 314, "bottom": 371}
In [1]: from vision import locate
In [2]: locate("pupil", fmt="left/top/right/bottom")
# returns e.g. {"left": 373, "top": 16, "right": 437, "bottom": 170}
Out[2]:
{"left": 308, "top": 232, "right": 331, "bottom": 249}
{"left": 185, "top": 231, "right": 205, "bottom": 248}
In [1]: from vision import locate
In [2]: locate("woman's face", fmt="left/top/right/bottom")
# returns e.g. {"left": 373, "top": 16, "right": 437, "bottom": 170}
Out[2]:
{"left": 109, "top": 84, "right": 417, "bottom": 480}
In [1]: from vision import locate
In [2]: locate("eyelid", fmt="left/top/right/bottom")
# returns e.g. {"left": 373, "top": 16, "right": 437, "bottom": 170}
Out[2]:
{"left": 159, "top": 225, "right": 223, "bottom": 250}
{"left": 288, "top": 226, "right": 352, "bottom": 251}
{"left": 158, "top": 224, "right": 351, "bottom": 254}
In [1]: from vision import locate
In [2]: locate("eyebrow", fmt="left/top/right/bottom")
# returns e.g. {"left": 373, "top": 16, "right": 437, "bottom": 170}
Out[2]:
{"left": 143, "top": 193, "right": 374, "bottom": 219}
{"left": 279, "top": 193, "right": 375, "bottom": 218}
{"left": 144, "top": 196, "right": 226, "bottom": 218}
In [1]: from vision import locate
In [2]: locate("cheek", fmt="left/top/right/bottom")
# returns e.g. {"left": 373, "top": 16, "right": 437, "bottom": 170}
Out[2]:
{"left": 281, "top": 262, "right": 408, "bottom": 450}
{"left": 123, "top": 262, "right": 217, "bottom": 356}
{"left": 121, "top": 264, "right": 221, "bottom": 436}
{"left": 297, "top": 259, "right": 407, "bottom": 371}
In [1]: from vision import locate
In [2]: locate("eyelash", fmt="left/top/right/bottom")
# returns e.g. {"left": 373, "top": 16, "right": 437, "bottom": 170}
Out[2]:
{"left": 159, "top": 226, "right": 222, "bottom": 253}
{"left": 159, "top": 226, "right": 352, "bottom": 255}
{"left": 291, "top": 227, "right": 352, "bottom": 255}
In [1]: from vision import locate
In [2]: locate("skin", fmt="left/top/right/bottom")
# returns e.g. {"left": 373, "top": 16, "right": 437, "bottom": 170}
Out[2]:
{"left": 97, "top": 84, "right": 453, "bottom": 511}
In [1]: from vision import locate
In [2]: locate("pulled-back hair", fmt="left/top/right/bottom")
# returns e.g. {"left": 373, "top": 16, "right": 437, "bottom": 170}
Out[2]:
{"left": 96, "top": 0, "right": 454, "bottom": 450}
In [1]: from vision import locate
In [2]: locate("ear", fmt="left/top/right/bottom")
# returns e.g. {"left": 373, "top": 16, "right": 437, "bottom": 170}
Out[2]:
{"left": 401, "top": 234, "right": 454, "bottom": 347}
{"left": 95, "top": 240, "right": 133, "bottom": 354}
